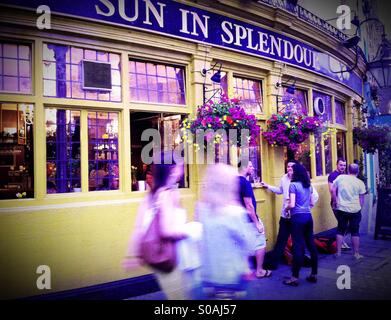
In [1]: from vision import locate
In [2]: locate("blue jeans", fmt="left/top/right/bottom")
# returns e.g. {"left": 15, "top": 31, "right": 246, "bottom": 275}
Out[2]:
{"left": 291, "top": 213, "right": 318, "bottom": 278}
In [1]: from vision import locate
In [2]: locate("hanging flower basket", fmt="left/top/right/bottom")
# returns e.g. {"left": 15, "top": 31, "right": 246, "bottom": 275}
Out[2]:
{"left": 263, "top": 111, "right": 323, "bottom": 151}
{"left": 353, "top": 125, "right": 391, "bottom": 154}
{"left": 180, "top": 96, "right": 261, "bottom": 148}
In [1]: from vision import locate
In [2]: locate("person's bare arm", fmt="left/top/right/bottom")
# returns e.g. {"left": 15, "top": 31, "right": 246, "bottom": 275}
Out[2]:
{"left": 243, "top": 197, "right": 264, "bottom": 233}
{"left": 328, "top": 182, "right": 333, "bottom": 195}
{"left": 331, "top": 184, "right": 338, "bottom": 208}
{"left": 262, "top": 179, "right": 283, "bottom": 194}
{"left": 359, "top": 194, "right": 365, "bottom": 208}
{"left": 286, "top": 193, "right": 296, "bottom": 210}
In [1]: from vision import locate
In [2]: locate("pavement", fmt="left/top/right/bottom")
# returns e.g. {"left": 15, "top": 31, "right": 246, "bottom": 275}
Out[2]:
{"left": 128, "top": 234, "right": 391, "bottom": 300}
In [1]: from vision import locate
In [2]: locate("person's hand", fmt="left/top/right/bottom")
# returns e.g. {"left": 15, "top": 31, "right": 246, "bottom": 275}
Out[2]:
{"left": 260, "top": 182, "right": 268, "bottom": 189}
{"left": 256, "top": 222, "right": 264, "bottom": 234}
{"left": 122, "top": 257, "right": 142, "bottom": 271}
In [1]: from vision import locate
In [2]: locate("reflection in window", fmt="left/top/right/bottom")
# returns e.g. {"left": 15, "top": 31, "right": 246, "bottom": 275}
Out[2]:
{"left": 129, "top": 60, "right": 186, "bottom": 105}
{"left": 0, "top": 103, "right": 34, "bottom": 199}
{"left": 335, "top": 100, "right": 346, "bottom": 125}
{"left": 46, "top": 109, "right": 81, "bottom": 193}
{"left": 233, "top": 76, "right": 263, "bottom": 113}
{"left": 281, "top": 87, "right": 308, "bottom": 115}
{"left": 43, "top": 43, "right": 121, "bottom": 101}
{"left": 336, "top": 131, "right": 347, "bottom": 160}
{"left": 315, "top": 132, "right": 323, "bottom": 176}
{"left": 293, "top": 139, "right": 312, "bottom": 178}
{"left": 209, "top": 71, "right": 228, "bottom": 103}
{"left": 324, "top": 135, "right": 333, "bottom": 174}
{"left": 130, "top": 112, "right": 188, "bottom": 191}
{"left": 0, "top": 42, "right": 32, "bottom": 93}
{"left": 88, "top": 112, "right": 119, "bottom": 191}
{"left": 249, "top": 143, "right": 262, "bottom": 181}
{"left": 313, "top": 91, "right": 332, "bottom": 123}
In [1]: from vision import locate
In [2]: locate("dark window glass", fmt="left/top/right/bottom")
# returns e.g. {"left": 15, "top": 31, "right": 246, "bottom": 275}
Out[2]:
{"left": 324, "top": 135, "right": 333, "bottom": 174}
{"left": 315, "top": 132, "right": 323, "bottom": 176}
{"left": 46, "top": 108, "right": 81, "bottom": 193}
{"left": 335, "top": 100, "right": 346, "bottom": 125}
{"left": 130, "top": 112, "right": 188, "bottom": 191}
{"left": 336, "top": 131, "right": 347, "bottom": 160}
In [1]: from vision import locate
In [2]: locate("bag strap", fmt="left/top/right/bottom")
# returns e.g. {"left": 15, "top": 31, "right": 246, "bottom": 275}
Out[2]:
{"left": 149, "top": 187, "right": 172, "bottom": 237}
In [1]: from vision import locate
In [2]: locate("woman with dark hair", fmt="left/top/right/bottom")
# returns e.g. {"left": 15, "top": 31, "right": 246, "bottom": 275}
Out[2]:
{"left": 283, "top": 163, "right": 318, "bottom": 286}
{"left": 123, "top": 154, "right": 195, "bottom": 299}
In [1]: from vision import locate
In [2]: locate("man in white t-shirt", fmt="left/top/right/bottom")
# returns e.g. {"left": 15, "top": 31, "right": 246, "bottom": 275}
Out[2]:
{"left": 332, "top": 163, "right": 366, "bottom": 259}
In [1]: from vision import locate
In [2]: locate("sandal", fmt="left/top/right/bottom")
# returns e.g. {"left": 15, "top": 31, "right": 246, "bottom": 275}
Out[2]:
{"left": 256, "top": 270, "right": 272, "bottom": 278}
{"left": 283, "top": 278, "right": 299, "bottom": 287}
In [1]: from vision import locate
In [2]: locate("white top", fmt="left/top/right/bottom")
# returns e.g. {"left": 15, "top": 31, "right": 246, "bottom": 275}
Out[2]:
{"left": 267, "top": 174, "right": 319, "bottom": 218}
{"left": 333, "top": 175, "right": 366, "bottom": 213}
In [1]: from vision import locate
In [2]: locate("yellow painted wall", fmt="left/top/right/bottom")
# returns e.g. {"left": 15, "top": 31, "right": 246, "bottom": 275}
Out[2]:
{"left": 0, "top": 3, "right": 362, "bottom": 299}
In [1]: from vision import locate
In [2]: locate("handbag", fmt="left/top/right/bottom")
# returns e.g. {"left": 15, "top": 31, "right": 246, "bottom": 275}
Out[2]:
{"left": 139, "top": 199, "right": 177, "bottom": 273}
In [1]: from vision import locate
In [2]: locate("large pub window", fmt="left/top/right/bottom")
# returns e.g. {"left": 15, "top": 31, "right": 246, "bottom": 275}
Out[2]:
{"left": 0, "top": 103, "right": 34, "bottom": 199}
{"left": 130, "top": 112, "right": 188, "bottom": 191}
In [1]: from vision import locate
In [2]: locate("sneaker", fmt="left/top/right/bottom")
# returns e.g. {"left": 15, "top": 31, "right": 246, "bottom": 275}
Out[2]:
{"left": 341, "top": 242, "right": 351, "bottom": 250}
{"left": 354, "top": 253, "right": 364, "bottom": 260}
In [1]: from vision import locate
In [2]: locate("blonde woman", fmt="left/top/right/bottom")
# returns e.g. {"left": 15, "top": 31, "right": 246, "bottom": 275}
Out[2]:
{"left": 196, "top": 164, "right": 253, "bottom": 298}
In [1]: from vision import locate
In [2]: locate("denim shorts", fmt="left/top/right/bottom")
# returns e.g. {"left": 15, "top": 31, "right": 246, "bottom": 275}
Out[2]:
{"left": 247, "top": 222, "right": 266, "bottom": 252}
{"left": 335, "top": 210, "right": 362, "bottom": 237}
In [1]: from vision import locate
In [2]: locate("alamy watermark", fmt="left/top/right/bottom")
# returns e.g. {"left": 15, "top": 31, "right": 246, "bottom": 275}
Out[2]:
{"left": 336, "top": 265, "right": 351, "bottom": 290}
{"left": 36, "top": 265, "right": 51, "bottom": 290}
{"left": 139, "top": 127, "right": 252, "bottom": 167}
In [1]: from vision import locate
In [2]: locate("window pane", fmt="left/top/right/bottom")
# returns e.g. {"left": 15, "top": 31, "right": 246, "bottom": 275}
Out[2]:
{"left": 0, "top": 103, "right": 34, "bottom": 199}
{"left": 129, "top": 60, "right": 186, "bottom": 105}
{"left": 19, "top": 60, "right": 30, "bottom": 77}
{"left": 4, "top": 59, "right": 18, "bottom": 76}
{"left": 336, "top": 131, "right": 347, "bottom": 160}
{"left": 281, "top": 86, "right": 307, "bottom": 115}
{"left": 315, "top": 133, "right": 323, "bottom": 176}
{"left": 19, "top": 45, "right": 30, "bottom": 60}
{"left": 3, "top": 44, "right": 17, "bottom": 58}
{"left": 44, "top": 44, "right": 121, "bottom": 101}
{"left": 88, "top": 111, "right": 119, "bottom": 191}
{"left": 46, "top": 109, "right": 81, "bottom": 193}
{"left": 250, "top": 144, "right": 262, "bottom": 181}
{"left": 3, "top": 77, "right": 18, "bottom": 92}
{"left": 313, "top": 91, "right": 332, "bottom": 123}
{"left": 0, "top": 41, "right": 32, "bottom": 94}
{"left": 233, "top": 76, "right": 263, "bottom": 113}
{"left": 294, "top": 139, "right": 312, "bottom": 177}
{"left": 335, "top": 100, "right": 346, "bottom": 125}
{"left": 130, "top": 112, "right": 188, "bottom": 191}
{"left": 19, "top": 78, "right": 31, "bottom": 93}
{"left": 324, "top": 135, "right": 333, "bottom": 174}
